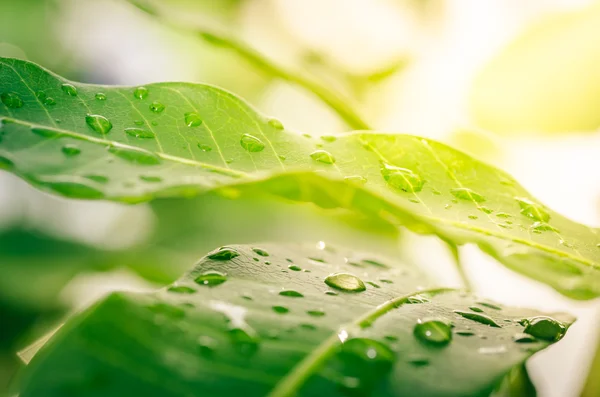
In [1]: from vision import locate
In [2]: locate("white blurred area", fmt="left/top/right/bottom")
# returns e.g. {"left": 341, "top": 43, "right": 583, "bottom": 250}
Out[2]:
{"left": 1, "top": 0, "right": 599, "bottom": 396}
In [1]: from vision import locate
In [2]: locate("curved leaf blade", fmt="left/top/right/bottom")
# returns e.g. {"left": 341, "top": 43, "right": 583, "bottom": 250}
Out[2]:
{"left": 0, "top": 58, "right": 598, "bottom": 299}
{"left": 16, "top": 244, "right": 573, "bottom": 397}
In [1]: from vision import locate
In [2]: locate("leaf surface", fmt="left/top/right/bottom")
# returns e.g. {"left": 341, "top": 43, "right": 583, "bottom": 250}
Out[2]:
{"left": 16, "top": 243, "right": 573, "bottom": 397}
{"left": 0, "top": 58, "right": 599, "bottom": 299}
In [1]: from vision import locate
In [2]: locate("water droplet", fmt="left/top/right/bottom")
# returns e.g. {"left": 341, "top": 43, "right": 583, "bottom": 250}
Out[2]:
{"left": 62, "top": 144, "right": 81, "bottom": 156}
{"left": 61, "top": 84, "right": 78, "bottom": 96}
{"left": 380, "top": 163, "right": 424, "bottom": 192}
{"left": 307, "top": 310, "right": 325, "bottom": 317}
{"left": 515, "top": 197, "right": 550, "bottom": 222}
{"left": 300, "top": 323, "right": 317, "bottom": 331}
{"left": 521, "top": 316, "right": 565, "bottom": 341}
{"left": 125, "top": 127, "right": 155, "bottom": 139}
{"left": 478, "top": 345, "right": 507, "bottom": 355}
{"left": 85, "top": 114, "right": 112, "bottom": 134}
{"left": 272, "top": 306, "right": 289, "bottom": 314}
{"left": 450, "top": 187, "right": 486, "bottom": 202}
{"left": 36, "top": 91, "right": 47, "bottom": 101}
{"left": 134, "top": 120, "right": 144, "bottom": 126}
{"left": 380, "top": 279, "right": 393, "bottom": 284}
{"left": 194, "top": 271, "right": 227, "bottom": 286}
{"left": 194, "top": 143, "right": 212, "bottom": 152}
{"left": 44, "top": 97, "right": 56, "bottom": 106}
{"left": 513, "top": 333, "right": 537, "bottom": 343}
{"left": 344, "top": 175, "right": 368, "bottom": 185}
{"left": 251, "top": 248, "right": 268, "bottom": 257}
{"left": 456, "top": 330, "right": 475, "bottom": 336}
{"left": 384, "top": 335, "right": 398, "bottom": 342}
{"left": 468, "top": 215, "right": 479, "bottom": 220}
{"left": 38, "top": 181, "right": 104, "bottom": 199}
{"left": 278, "top": 155, "right": 286, "bottom": 161}
{"left": 133, "top": 86, "right": 149, "bottom": 99}
{"left": 324, "top": 273, "right": 366, "bottom": 292}
{"left": 310, "top": 150, "right": 335, "bottom": 164}
{"left": 478, "top": 206, "right": 493, "bottom": 214}
{"left": 288, "top": 265, "right": 302, "bottom": 271}
{"left": 185, "top": 112, "right": 202, "bottom": 127}
{"left": 414, "top": 318, "right": 452, "bottom": 346}
{"left": 240, "top": 134, "right": 265, "bottom": 152}
{"left": 407, "top": 356, "right": 430, "bottom": 366}
{"left": 366, "top": 281, "right": 380, "bottom": 288}
{"left": 95, "top": 93, "right": 106, "bottom": 101}
{"left": 139, "top": 175, "right": 162, "bottom": 183}
{"left": 84, "top": 175, "right": 109, "bottom": 184}
{"left": 453, "top": 310, "right": 501, "bottom": 327}
{"left": 530, "top": 222, "right": 559, "bottom": 233}
{"left": 279, "top": 290, "right": 304, "bottom": 298}
{"left": 469, "top": 306, "right": 484, "bottom": 313}
{"left": 496, "top": 212, "right": 511, "bottom": 218}
{"left": 559, "top": 240, "right": 574, "bottom": 248}
{"left": 406, "top": 294, "right": 430, "bottom": 304}
{"left": 267, "top": 118, "right": 284, "bottom": 130}
{"left": 228, "top": 327, "right": 259, "bottom": 356}
{"left": 168, "top": 285, "right": 196, "bottom": 294}
{"left": 1, "top": 92, "right": 23, "bottom": 108}
{"left": 108, "top": 145, "right": 160, "bottom": 165}
{"left": 321, "top": 135, "right": 337, "bottom": 142}
{"left": 207, "top": 247, "right": 239, "bottom": 260}
{"left": 149, "top": 101, "right": 165, "bottom": 113}
{"left": 325, "top": 291, "right": 338, "bottom": 296}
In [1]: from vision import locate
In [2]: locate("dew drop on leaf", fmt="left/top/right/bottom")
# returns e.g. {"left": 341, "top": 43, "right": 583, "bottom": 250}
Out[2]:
{"left": 267, "top": 118, "right": 284, "bottom": 130}
{"left": 380, "top": 163, "right": 424, "bottom": 192}
{"left": 252, "top": 247, "right": 269, "bottom": 257}
{"left": 149, "top": 101, "right": 165, "bottom": 113}
{"left": 125, "top": 127, "right": 155, "bottom": 139}
{"left": 84, "top": 175, "right": 109, "bottom": 184}
{"left": 139, "top": 175, "right": 162, "bottom": 183}
{"left": 515, "top": 197, "right": 550, "bottom": 222}
{"left": 450, "top": 187, "right": 486, "bottom": 202}
{"left": 310, "top": 150, "right": 335, "bottom": 164}
{"left": 133, "top": 86, "right": 149, "bottom": 99}
{"left": 413, "top": 318, "right": 453, "bottom": 346}
{"left": 407, "top": 356, "right": 430, "bottom": 366}
{"left": 240, "top": 133, "right": 265, "bottom": 152}
{"left": 168, "top": 285, "right": 196, "bottom": 294}
{"left": 321, "top": 135, "right": 337, "bottom": 142}
{"left": 344, "top": 175, "right": 367, "bottom": 185}
{"left": 31, "top": 127, "right": 61, "bottom": 138}
{"left": 61, "top": 144, "right": 81, "bottom": 156}
{"left": 185, "top": 112, "right": 202, "bottom": 127}
{"left": 478, "top": 206, "right": 493, "bottom": 214}
{"left": 307, "top": 310, "right": 325, "bottom": 317}
{"left": 36, "top": 91, "right": 46, "bottom": 100}
{"left": 60, "top": 83, "right": 78, "bottom": 96}
{"left": 197, "top": 143, "right": 212, "bottom": 152}
{"left": 207, "top": 247, "right": 239, "bottom": 260}
{"left": 85, "top": 114, "right": 112, "bottom": 134}
{"left": 495, "top": 212, "right": 511, "bottom": 218}
{"left": 279, "top": 290, "right": 304, "bottom": 298}
{"left": 453, "top": 310, "right": 501, "bottom": 327}
{"left": 1, "top": 92, "right": 23, "bottom": 108}
{"left": 513, "top": 333, "right": 537, "bottom": 343}
{"left": 530, "top": 221, "right": 559, "bottom": 233}
{"left": 95, "top": 93, "right": 106, "bottom": 101}
{"left": 288, "top": 265, "right": 302, "bottom": 271}
{"left": 521, "top": 316, "right": 565, "bottom": 341}
{"left": 108, "top": 146, "right": 160, "bottom": 165}
{"left": 324, "top": 273, "right": 366, "bottom": 292}
{"left": 272, "top": 306, "right": 289, "bottom": 314}
{"left": 469, "top": 306, "right": 484, "bottom": 313}
{"left": 44, "top": 97, "right": 56, "bottom": 106}
{"left": 456, "top": 330, "right": 475, "bottom": 337}
{"left": 194, "top": 271, "right": 227, "bottom": 286}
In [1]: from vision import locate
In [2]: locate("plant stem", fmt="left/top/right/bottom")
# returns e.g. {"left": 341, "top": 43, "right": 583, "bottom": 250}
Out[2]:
{"left": 442, "top": 238, "right": 473, "bottom": 291}
{"left": 127, "top": 1, "right": 371, "bottom": 131}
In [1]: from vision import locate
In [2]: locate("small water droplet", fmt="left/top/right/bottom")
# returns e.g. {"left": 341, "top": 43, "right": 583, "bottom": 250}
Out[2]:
{"left": 450, "top": 187, "right": 486, "bottom": 202}
{"left": 149, "top": 101, "right": 165, "bottom": 113}
{"left": 366, "top": 281, "right": 380, "bottom": 288}
{"left": 185, "top": 112, "right": 202, "bottom": 127}
{"left": 108, "top": 145, "right": 160, "bottom": 165}
{"left": 84, "top": 175, "right": 109, "bottom": 184}
{"left": 139, "top": 175, "right": 162, "bottom": 183}
{"left": 344, "top": 175, "right": 367, "bottom": 185}
{"left": 95, "top": 93, "right": 106, "bottom": 101}
{"left": 559, "top": 240, "right": 574, "bottom": 248}
{"left": 468, "top": 215, "right": 479, "bottom": 220}
{"left": 61, "top": 144, "right": 81, "bottom": 156}
{"left": 310, "top": 150, "right": 335, "bottom": 164}
{"left": 85, "top": 114, "right": 112, "bottom": 134}
{"left": 36, "top": 91, "right": 47, "bottom": 101}
{"left": 515, "top": 197, "right": 550, "bottom": 222}
{"left": 125, "top": 127, "right": 155, "bottom": 139}
{"left": 133, "top": 86, "right": 149, "bottom": 99}
{"left": 324, "top": 273, "right": 366, "bottom": 292}
{"left": 272, "top": 306, "right": 289, "bottom": 314}
{"left": 194, "top": 271, "right": 227, "bottom": 286}
{"left": 207, "top": 247, "right": 239, "bottom": 260}
{"left": 456, "top": 330, "right": 475, "bottom": 336}
{"left": 406, "top": 294, "right": 430, "bottom": 304}
{"left": 453, "top": 310, "right": 501, "bottom": 327}
{"left": 1, "top": 92, "right": 24, "bottom": 108}
{"left": 279, "top": 290, "right": 304, "bottom": 298}
{"left": 288, "top": 265, "right": 302, "bottom": 271}
{"left": 325, "top": 291, "right": 338, "bottom": 296}
{"left": 478, "top": 206, "right": 493, "bottom": 214}
{"left": 44, "top": 97, "right": 56, "bottom": 106}
{"left": 134, "top": 120, "right": 144, "bottom": 126}
{"left": 513, "top": 333, "right": 537, "bottom": 343}
{"left": 252, "top": 248, "right": 269, "bottom": 257}
{"left": 495, "top": 212, "right": 511, "bottom": 218}
{"left": 38, "top": 181, "right": 104, "bottom": 199}
{"left": 380, "top": 279, "right": 393, "bottom": 284}
{"left": 469, "top": 306, "right": 484, "bottom": 313}
{"left": 530, "top": 221, "right": 559, "bottom": 233}
{"left": 321, "top": 135, "right": 337, "bottom": 142}
{"left": 267, "top": 118, "right": 284, "bottom": 130}
{"left": 521, "top": 316, "right": 565, "bottom": 341}
{"left": 61, "top": 84, "right": 78, "bottom": 96}
{"left": 407, "top": 356, "right": 430, "bottom": 366}
{"left": 413, "top": 318, "right": 453, "bottom": 346}
{"left": 307, "top": 310, "right": 325, "bottom": 317}
{"left": 196, "top": 143, "right": 212, "bottom": 152}
{"left": 380, "top": 163, "right": 424, "bottom": 192}
{"left": 240, "top": 134, "right": 265, "bottom": 152}
{"left": 168, "top": 285, "right": 196, "bottom": 294}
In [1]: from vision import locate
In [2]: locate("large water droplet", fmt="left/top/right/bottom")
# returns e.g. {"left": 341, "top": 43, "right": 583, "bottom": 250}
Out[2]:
{"left": 521, "top": 316, "right": 565, "bottom": 341}
{"left": 185, "top": 112, "right": 202, "bottom": 127}
{"left": 310, "top": 150, "right": 335, "bottom": 164}
{"left": 149, "top": 101, "right": 165, "bottom": 113}
{"left": 62, "top": 144, "right": 81, "bottom": 156}
{"left": 194, "top": 271, "right": 227, "bottom": 286}
{"left": 61, "top": 84, "right": 78, "bottom": 96}
{"left": 240, "top": 134, "right": 265, "bottom": 152}
{"left": 125, "top": 127, "right": 155, "bottom": 139}
{"left": 413, "top": 318, "right": 453, "bottom": 346}
{"left": 133, "top": 86, "right": 149, "bottom": 99}
{"left": 324, "top": 273, "right": 366, "bottom": 292}
{"left": 207, "top": 247, "right": 239, "bottom": 260}
{"left": 279, "top": 290, "right": 304, "bottom": 298}
{"left": 515, "top": 197, "right": 550, "bottom": 222}
{"left": 380, "top": 163, "right": 424, "bottom": 192}
{"left": 108, "top": 146, "right": 160, "bottom": 165}
{"left": 450, "top": 187, "right": 486, "bottom": 202}
{"left": 85, "top": 114, "right": 112, "bottom": 134}
{"left": 453, "top": 310, "right": 501, "bottom": 327}
{"left": 1, "top": 92, "right": 23, "bottom": 108}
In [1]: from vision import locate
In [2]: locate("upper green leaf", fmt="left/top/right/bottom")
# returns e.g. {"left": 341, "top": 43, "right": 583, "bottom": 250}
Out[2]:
{"left": 0, "top": 58, "right": 599, "bottom": 299}
{"left": 16, "top": 243, "right": 573, "bottom": 397}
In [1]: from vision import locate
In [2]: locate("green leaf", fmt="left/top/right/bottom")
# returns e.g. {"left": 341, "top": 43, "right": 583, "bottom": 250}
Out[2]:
{"left": 0, "top": 58, "right": 599, "bottom": 299}
{"left": 16, "top": 244, "right": 573, "bottom": 397}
